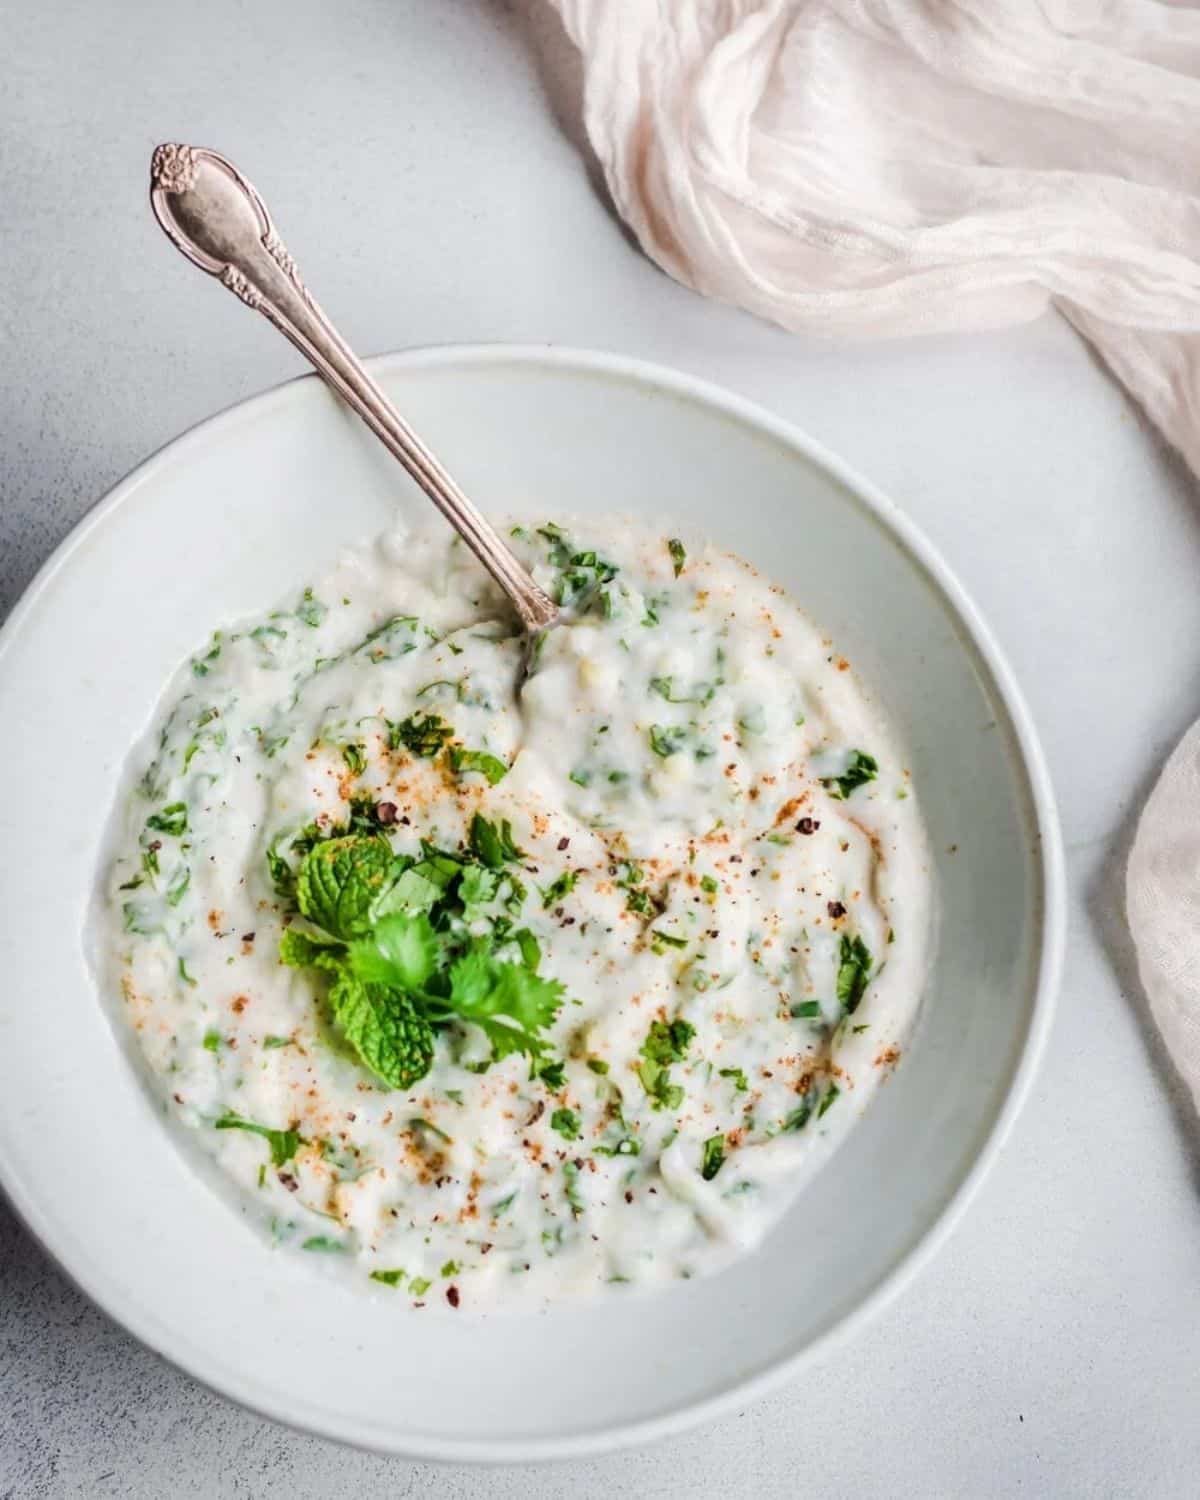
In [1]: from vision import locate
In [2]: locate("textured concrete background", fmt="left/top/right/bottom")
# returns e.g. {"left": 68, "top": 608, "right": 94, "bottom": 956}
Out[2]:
{"left": 4, "top": 2, "right": 1200, "bottom": 1495}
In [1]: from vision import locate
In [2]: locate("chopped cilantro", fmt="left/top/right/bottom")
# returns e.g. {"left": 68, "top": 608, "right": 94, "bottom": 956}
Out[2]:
{"left": 836, "top": 933, "right": 873, "bottom": 1016}
{"left": 637, "top": 1019, "right": 695, "bottom": 1112}
{"left": 408, "top": 1276, "right": 432, "bottom": 1297}
{"left": 166, "top": 865, "right": 190, "bottom": 907}
{"left": 296, "top": 588, "right": 326, "bottom": 627}
{"left": 214, "top": 1112, "right": 301, "bottom": 1167}
{"left": 823, "top": 750, "right": 879, "bottom": 801}
{"left": 642, "top": 1018, "right": 695, "bottom": 1065}
{"left": 818, "top": 1082, "right": 840, "bottom": 1119}
{"left": 782, "top": 1094, "right": 814, "bottom": 1133}
{"left": 650, "top": 928, "right": 688, "bottom": 952}
{"left": 648, "top": 723, "right": 688, "bottom": 758}
{"left": 387, "top": 712, "right": 452, "bottom": 757}
{"left": 539, "top": 1060, "right": 567, "bottom": 1091}
{"left": 469, "top": 813, "right": 524, "bottom": 868}
{"left": 667, "top": 537, "right": 687, "bottom": 576}
{"left": 718, "top": 1066, "right": 748, "bottom": 1092}
{"left": 370, "top": 1268, "right": 406, "bottom": 1287}
{"left": 563, "top": 1159, "right": 586, "bottom": 1216}
{"left": 146, "top": 802, "right": 187, "bottom": 837}
{"left": 550, "top": 1107, "right": 581, "bottom": 1141}
{"left": 341, "top": 743, "right": 367, "bottom": 776}
{"left": 448, "top": 746, "right": 509, "bottom": 785}
{"left": 540, "top": 870, "right": 578, "bottom": 907}
{"left": 701, "top": 1134, "right": 725, "bottom": 1181}
{"left": 791, "top": 999, "right": 822, "bottom": 1019}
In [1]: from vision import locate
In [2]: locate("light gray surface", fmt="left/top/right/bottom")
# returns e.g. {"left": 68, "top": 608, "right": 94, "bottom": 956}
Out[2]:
{"left": 3, "top": 1, "right": 1199, "bottom": 1496}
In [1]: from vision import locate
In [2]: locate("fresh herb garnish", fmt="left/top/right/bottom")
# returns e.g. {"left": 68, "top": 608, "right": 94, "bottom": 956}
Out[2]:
{"left": 718, "top": 1066, "right": 748, "bottom": 1092}
{"left": 370, "top": 1268, "right": 406, "bottom": 1287}
{"left": 562, "top": 1159, "right": 585, "bottom": 1216}
{"left": 146, "top": 802, "right": 188, "bottom": 837}
{"left": 166, "top": 865, "right": 191, "bottom": 907}
{"left": 700, "top": 874, "right": 719, "bottom": 895}
{"left": 302, "top": 1236, "right": 347, "bottom": 1253}
{"left": 650, "top": 928, "right": 688, "bottom": 952}
{"left": 782, "top": 1090, "right": 814, "bottom": 1132}
{"left": 202, "top": 1029, "right": 221, "bottom": 1053}
{"left": 297, "top": 588, "right": 326, "bottom": 627}
{"left": 648, "top": 724, "right": 688, "bottom": 758}
{"left": 539, "top": 870, "right": 578, "bottom": 908}
{"left": 791, "top": 999, "right": 822, "bottom": 1019}
{"left": 701, "top": 1134, "right": 725, "bottom": 1180}
{"left": 637, "top": 1018, "right": 695, "bottom": 1111}
{"left": 408, "top": 1276, "right": 432, "bottom": 1297}
{"left": 836, "top": 933, "right": 873, "bottom": 1016}
{"left": 468, "top": 813, "right": 524, "bottom": 869}
{"left": 818, "top": 1082, "right": 840, "bottom": 1119}
{"left": 667, "top": 538, "right": 687, "bottom": 577}
{"left": 448, "top": 747, "right": 509, "bottom": 785}
{"left": 214, "top": 1112, "right": 301, "bottom": 1167}
{"left": 823, "top": 750, "right": 879, "bottom": 801}
{"left": 550, "top": 1107, "right": 581, "bottom": 1141}
{"left": 279, "top": 833, "right": 564, "bottom": 1091}
{"left": 539, "top": 1060, "right": 567, "bottom": 1091}
{"left": 341, "top": 743, "right": 367, "bottom": 776}
{"left": 388, "top": 712, "right": 453, "bottom": 758}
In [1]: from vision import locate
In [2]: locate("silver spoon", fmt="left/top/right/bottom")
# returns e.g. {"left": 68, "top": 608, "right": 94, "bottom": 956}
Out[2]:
{"left": 148, "top": 143, "right": 558, "bottom": 636}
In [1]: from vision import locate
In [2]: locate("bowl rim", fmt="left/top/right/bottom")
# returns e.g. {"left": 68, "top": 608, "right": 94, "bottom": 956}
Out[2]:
{"left": 0, "top": 343, "right": 1065, "bottom": 1463}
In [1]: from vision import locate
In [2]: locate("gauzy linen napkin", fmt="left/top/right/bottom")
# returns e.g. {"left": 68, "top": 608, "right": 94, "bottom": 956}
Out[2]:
{"left": 547, "top": 0, "right": 1200, "bottom": 1109}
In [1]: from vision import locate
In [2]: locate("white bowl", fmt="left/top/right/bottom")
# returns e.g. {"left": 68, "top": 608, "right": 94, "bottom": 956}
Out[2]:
{"left": 0, "top": 347, "right": 1062, "bottom": 1460}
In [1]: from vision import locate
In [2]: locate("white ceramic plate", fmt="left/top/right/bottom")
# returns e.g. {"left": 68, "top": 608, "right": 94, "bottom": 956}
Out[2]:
{"left": 0, "top": 347, "right": 1062, "bottom": 1461}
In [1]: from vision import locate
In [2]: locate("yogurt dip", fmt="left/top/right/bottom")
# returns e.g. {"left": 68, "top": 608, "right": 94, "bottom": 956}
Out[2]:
{"left": 96, "top": 515, "right": 932, "bottom": 1309}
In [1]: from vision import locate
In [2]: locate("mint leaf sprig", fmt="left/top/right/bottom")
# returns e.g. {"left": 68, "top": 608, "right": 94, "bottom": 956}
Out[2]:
{"left": 279, "top": 819, "right": 564, "bottom": 1091}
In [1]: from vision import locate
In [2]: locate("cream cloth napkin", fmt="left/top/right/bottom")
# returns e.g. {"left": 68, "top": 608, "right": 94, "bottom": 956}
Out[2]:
{"left": 548, "top": 0, "right": 1200, "bottom": 1108}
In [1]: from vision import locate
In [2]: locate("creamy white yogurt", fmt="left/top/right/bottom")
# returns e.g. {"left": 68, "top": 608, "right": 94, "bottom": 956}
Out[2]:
{"left": 96, "top": 515, "right": 932, "bottom": 1310}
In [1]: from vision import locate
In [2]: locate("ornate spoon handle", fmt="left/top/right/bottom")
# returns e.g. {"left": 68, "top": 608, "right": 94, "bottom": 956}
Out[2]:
{"left": 149, "top": 143, "right": 558, "bottom": 633}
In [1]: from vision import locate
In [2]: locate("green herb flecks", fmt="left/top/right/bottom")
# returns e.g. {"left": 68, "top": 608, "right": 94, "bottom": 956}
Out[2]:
{"left": 701, "top": 1134, "right": 725, "bottom": 1181}
{"left": 539, "top": 870, "right": 578, "bottom": 908}
{"left": 836, "top": 933, "right": 873, "bottom": 1016}
{"left": 370, "top": 1268, "right": 406, "bottom": 1287}
{"left": 448, "top": 746, "right": 509, "bottom": 785}
{"left": 302, "top": 1236, "right": 348, "bottom": 1253}
{"left": 146, "top": 802, "right": 188, "bottom": 837}
{"left": 563, "top": 1159, "right": 586, "bottom": 1216}
{"left": 215, "top": 1113, "right": 301, "bottom": 1167}
{"left": 823, "top": 750, "right": 879, "bottom": 801}
{"left": 550, "top": 1107, "right": 581, "bottom": 1141}
{"left": 791, "top": 999, "right": 822, "bottom": 1019}
{"left": 388, "top": 712, "right": 452, "bottom": 758}
{"left": 637, "top": 1018, "right": 695, "bottom": 1111}
{"left": 648, "top": 724, "right": 688, "bottom": 758}
{"left": 667, "top": 538, "right": 686, "bottom": 577}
